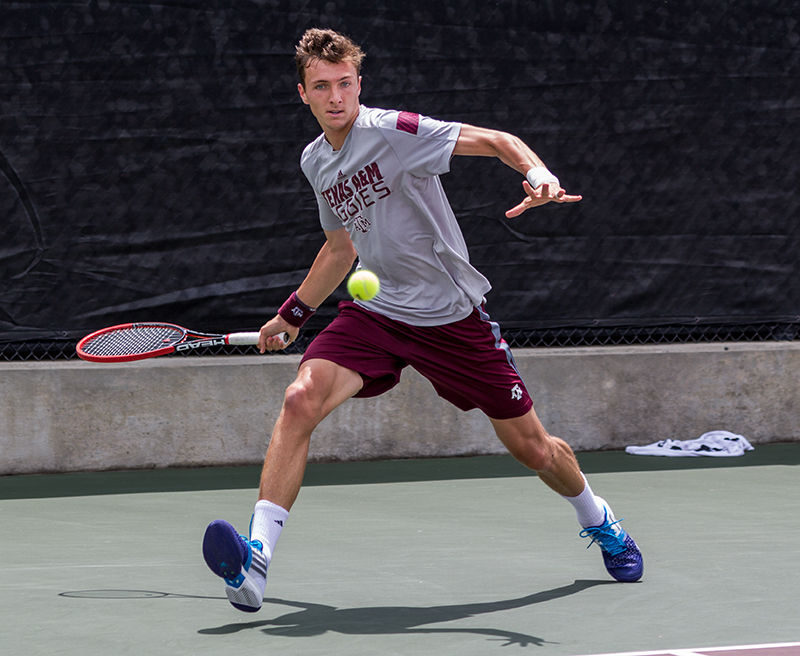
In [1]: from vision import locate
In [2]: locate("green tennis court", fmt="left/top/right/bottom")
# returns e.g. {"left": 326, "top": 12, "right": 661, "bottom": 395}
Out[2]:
{"left": 2, "top": 445, "right": 798, "bottom": 655}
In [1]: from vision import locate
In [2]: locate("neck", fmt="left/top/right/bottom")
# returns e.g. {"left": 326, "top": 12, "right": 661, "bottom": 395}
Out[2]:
{"left": 323, "top": 107, "right": 359, "bottom": 151}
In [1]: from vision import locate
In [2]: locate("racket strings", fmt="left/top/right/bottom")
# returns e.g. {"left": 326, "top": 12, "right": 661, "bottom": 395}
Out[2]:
{"left": 81, "top": 325, "right": 185, "bottom": 357}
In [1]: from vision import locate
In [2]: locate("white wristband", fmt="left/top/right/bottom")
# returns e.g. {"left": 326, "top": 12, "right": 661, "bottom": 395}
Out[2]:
{"left": 526, "top": 166, "right": 559, "bottom": 189}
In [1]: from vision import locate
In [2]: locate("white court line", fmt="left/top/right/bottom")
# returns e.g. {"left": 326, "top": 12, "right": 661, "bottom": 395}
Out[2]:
{"left": 573, "top": 642, "right": 800, "bottom": 656}
{"left": 693, "top": 647, "right": 800, "bottom": 654}
{"left": 6, "top": 562, "right": 179, "bottom": 571}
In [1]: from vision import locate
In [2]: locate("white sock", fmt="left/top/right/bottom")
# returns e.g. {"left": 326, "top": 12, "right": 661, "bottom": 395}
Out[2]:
{"left": 562, "top": 474, "right": 608, "bottom": 528}
{"left": 250, "top": 499, "right": 289, "bottom": 561}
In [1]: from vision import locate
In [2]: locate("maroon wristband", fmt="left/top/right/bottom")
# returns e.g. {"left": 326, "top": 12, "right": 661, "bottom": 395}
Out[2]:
{"left": 278, "top": 291, "right": 316, "bottom": 328}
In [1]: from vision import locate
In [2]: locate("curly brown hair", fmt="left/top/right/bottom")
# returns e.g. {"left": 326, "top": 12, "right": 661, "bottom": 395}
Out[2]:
{"left": 295, "top": 28, "right": 365, "bottom": 86}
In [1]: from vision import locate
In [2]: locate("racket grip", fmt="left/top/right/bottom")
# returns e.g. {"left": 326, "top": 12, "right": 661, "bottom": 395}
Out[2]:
{"left": 226, "top": 332, "right": 290, "bottom": 346}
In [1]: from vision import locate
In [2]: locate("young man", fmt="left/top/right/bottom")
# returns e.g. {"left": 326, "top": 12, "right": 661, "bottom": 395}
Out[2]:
{"left": 202, "top": 28, "right": 643, "bottom": 613}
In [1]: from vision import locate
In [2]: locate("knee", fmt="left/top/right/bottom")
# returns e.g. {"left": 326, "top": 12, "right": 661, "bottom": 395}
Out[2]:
{"left": 508, "top": 432, "right": 567, "bottom": 472}
{"left": 281, "top": 378, "right": 323, "bottom": 422}
{"left": 511, "top": 442, "right": 552, "bottom": 472}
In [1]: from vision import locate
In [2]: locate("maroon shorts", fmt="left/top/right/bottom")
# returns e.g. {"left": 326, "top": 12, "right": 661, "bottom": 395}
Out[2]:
{"left": 300, "top": 301, "right": 533, "bottom": 420}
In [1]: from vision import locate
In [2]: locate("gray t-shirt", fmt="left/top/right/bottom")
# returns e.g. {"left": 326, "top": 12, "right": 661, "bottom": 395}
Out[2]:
{"left": 300, "top": 105, "right": 491, "bottom": 326}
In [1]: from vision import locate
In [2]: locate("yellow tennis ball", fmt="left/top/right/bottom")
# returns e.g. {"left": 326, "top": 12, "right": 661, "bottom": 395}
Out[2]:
{"left": 347, "top": 270, "right": 380, "bottom": 301}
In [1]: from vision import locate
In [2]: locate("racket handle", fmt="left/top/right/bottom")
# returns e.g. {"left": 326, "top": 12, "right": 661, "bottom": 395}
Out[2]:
{"left": 226, "top": 331, "right": 290, "bottom": 346}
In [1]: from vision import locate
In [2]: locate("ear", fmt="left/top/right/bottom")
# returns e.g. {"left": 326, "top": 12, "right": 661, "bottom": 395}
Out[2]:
{"left": 297, "top": 82, "right": 309, "bottom": 105}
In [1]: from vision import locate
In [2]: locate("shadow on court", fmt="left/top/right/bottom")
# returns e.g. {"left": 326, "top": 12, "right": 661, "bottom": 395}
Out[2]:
{"left": 60, "top": 579, "right": 614, "bottom": 646}
{"left": 196, "top": 579, "right": 614, "bottom": 646}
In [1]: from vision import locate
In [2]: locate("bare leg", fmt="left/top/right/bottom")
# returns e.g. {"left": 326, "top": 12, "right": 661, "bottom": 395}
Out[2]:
{"left": 201, "top": 359, "right": 362, "bottom": 612}
{"left": 490, "top": 407, "right": 584, "bottom": 497}
{"left": 259, "top": 358, "right": 364, "bottom": 509}
{"left": 490, "top": 406, "right": 644, "bottom": 582}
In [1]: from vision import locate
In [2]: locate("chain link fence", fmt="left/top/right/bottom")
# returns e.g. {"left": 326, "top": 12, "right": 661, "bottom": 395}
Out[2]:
{"left": 3, "top": 322, "right": 798, "bottom": 362}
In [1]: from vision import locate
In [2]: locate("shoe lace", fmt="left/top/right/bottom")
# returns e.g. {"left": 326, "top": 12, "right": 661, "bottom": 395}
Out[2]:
{"left": 579, "top": 518, "right": 627, "bottom": 556}
{"left": 238, "top": 535, "right": 264, "bottom": 553}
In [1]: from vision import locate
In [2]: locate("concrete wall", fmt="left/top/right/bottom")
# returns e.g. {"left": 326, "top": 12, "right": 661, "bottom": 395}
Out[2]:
{"left": 1, "top": 341, "right": 798, "bottom": 475}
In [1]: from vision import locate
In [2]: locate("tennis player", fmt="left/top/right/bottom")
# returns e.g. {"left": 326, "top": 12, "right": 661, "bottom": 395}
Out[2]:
{"left": 202, "top": 28, "right": 643, "bottom": 612}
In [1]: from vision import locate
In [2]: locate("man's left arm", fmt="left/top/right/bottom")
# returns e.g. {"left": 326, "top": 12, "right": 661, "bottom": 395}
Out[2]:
{"left": 453, "top": 124, "right": 582, "bottom": 217}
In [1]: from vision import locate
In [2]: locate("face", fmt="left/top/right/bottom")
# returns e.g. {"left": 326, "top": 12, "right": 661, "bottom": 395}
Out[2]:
{"left": 298, "top": 59, "right": 361, "bottom": 148}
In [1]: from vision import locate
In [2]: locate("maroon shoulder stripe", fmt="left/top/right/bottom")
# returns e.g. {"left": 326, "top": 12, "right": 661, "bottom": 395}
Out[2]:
{"left": 396, "top": 111, "right": 420, "bottom": 135}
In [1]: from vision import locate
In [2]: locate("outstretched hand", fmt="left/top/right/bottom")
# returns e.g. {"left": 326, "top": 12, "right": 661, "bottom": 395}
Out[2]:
{"left": 505, "top": 180, "right": 582, "bottom": 218}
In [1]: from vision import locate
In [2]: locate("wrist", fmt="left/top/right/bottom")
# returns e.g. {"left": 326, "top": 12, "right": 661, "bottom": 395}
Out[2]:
{"left": 278, "top": 291, "right": 316, "bottom": 328}
{"left": 525, "top": 166, "right": 559, "bottom": 189}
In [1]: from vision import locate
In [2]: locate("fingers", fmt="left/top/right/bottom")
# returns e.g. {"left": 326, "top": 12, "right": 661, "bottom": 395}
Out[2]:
{"left": 505, "top": 199, "right": 529, "bottom": 218}
{"left": 505, "top": 181, "right": 582, "bottom": 217}
{"left": 540, "top": 183, "right": 582, "bottom": 203}
{"left": 258, "top": 325, "right": 294, "bottom": 354}
{"left": 259, "top": 334, "right": 286, "bottom": 354}
{"left": 525, "top": 180, "right": 563, "bottom": 201}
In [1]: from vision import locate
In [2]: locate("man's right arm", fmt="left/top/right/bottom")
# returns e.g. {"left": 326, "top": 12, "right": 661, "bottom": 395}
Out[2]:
{"left": 258, "top": 227, "right": 356, "bottom": 352}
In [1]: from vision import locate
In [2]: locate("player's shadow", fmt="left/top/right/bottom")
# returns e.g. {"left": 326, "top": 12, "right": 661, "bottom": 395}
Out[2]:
{"left": 198, "top": 578, "right": 613, "bottom": 647}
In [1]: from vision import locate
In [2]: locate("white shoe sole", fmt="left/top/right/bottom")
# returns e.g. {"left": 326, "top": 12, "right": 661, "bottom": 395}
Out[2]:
{"left": 225, "top": 547, "right": 268, "bottom": 612}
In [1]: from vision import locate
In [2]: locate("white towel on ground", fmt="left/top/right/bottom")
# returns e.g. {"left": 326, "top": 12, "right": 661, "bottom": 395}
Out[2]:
{"left": 625, "top": 431, "right": 754, "bottom": 457}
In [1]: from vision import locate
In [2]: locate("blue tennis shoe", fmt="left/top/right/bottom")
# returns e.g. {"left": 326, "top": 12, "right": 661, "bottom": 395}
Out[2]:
{"left": 203, "top": 519, "right": 268, "bottom": 612}
{"left": 579, "top": 500, "right": 643, "bottom": 582}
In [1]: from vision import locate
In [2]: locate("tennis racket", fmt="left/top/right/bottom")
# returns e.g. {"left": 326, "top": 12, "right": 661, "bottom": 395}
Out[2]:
{"left": 76, "top": 322, "right": 289, "bottom": 363}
